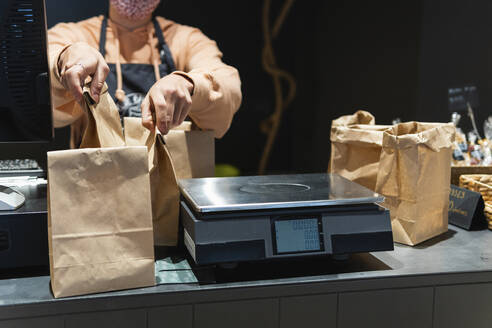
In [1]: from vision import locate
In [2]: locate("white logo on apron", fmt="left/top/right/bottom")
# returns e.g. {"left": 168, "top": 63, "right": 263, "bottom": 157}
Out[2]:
{"left": 117, "top": 92, "right": 145, "bottom": 118}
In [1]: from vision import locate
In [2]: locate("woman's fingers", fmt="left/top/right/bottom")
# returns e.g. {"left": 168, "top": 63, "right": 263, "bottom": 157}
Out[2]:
{"left": 177, "top": 89, "right": 192, "bottom": 125}
{"left": 61, "top": 64, "right": 86, "bottom": 102}
{"left": 142, "top": 74, "right": 194, "bottom": 134}
{"left": 152, "top": 91, "right": 172, "bottom": 135}
{"left": 59, "top": 42, "right": 109, "bottom": 103}
{"left": 90, "top": 59, "right": 110, "bottom": 103}
{"left": 141, "top": 95, "right": 155, "bottom": 131}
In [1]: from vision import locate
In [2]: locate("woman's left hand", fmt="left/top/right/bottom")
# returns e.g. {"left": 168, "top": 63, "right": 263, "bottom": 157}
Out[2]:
{"left": 141, "top": 74, "right": 194, "bottom": 134}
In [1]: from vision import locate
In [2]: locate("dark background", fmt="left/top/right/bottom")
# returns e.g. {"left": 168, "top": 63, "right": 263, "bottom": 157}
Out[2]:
{"left": 19, "top": 0, "right": 492, "bottom": 174}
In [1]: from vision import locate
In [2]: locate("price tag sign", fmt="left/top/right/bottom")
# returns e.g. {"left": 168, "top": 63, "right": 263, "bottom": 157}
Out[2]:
{"left": 449, "top": 184, "right": 486, "bottom": 230}
{"left": 448, "top": 85, "right": 479, "bottom": 112}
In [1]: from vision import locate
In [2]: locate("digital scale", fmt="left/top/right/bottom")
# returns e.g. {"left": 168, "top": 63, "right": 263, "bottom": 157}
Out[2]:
{"left": 179, "top": 173, "right": 393, "bottom": 265}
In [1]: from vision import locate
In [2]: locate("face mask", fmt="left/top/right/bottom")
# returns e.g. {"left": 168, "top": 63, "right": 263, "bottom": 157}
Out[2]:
{"left": 110, "top": 0, "right": 161, "bottom": 20}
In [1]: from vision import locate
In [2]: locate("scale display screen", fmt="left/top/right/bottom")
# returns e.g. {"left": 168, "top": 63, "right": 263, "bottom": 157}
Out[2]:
{"left": 274, "top": 217, "right": 322, "bottom": 254}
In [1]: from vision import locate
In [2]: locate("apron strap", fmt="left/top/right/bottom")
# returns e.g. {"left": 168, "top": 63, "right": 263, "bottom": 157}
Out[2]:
{"left": 99, "top": 16, "right": 108, "bottom": 58}
{"left": 99, "top": 15, "right": 176, "bottom": 73}
{"left": 152, "top": 17, "right": 176, "bottom": 72}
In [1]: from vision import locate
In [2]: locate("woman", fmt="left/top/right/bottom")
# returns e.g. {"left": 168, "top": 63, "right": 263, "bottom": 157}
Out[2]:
{"left": 48, "top": 0, "right": 242, "bottom": 147}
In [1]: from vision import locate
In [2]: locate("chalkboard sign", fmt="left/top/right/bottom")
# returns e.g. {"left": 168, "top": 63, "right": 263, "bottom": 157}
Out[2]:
{"left": 448, "top": 85, "right": 479, "bottom": 112}
{"left": 448, "top": 184, "right": 486, "bottom": 230}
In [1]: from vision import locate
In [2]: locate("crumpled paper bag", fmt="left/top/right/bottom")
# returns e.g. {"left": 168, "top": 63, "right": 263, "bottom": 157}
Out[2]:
{"left": 329, "top": 110, "right": 390, "bottom": 190}
{"left": 375, "top": 122, "right": 455, "bottom": 245}
{"left": 331, "top": 110, "right": 375, "bottom": 127}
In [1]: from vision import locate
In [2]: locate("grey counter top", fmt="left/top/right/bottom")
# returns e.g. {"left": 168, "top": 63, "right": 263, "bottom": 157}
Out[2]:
{"left": 1, "top": 226, "right": 492, "bottom": 319}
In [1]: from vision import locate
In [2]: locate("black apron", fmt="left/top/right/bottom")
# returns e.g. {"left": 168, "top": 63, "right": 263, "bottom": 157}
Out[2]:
{"left": 99, "top": 16, "right": 176, "bottom": 118}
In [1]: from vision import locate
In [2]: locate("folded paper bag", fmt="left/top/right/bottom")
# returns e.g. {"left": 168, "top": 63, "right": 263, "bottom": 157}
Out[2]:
{"left": 47, "top": 84, "right": 155, "bottom": 298}
{"left": 47, "top": 146, "right": 155, "bottom": 298}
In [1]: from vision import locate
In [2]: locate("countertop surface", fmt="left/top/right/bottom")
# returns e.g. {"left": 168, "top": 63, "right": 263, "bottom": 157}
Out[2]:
{"left": 1, "top": 226, "right": 492, "bottom": 308}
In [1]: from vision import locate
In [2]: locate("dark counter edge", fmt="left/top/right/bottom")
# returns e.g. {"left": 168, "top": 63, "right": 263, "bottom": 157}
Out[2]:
{"left": 2, "top": 269, "right": 492, "bottom": 321}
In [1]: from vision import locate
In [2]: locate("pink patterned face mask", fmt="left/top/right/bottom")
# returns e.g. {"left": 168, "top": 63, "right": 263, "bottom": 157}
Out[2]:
{"left": 110, "top": 0, "right": 161, "bottom": 20}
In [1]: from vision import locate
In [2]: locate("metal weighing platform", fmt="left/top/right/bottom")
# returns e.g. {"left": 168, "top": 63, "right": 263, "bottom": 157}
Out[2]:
{"left": 179, "top": 173, "right": 393, "bottom": 265}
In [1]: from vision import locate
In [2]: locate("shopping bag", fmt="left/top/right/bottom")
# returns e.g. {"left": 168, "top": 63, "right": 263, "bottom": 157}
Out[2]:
{"left": 375, "top": 122, "right": 455, "bottom": 245}
{"left": 164, "top": 121, "right": 215, "bottom": 179}
{"left": 125, "top": 119, "right": 214, "bottom": 245}
{"left": 331, "top": 110, "right": 375, "bottom": 127}
{"left": 78, "top": 84, "right": 125, "bottom": 148}
{"left": 79, "top": 81, "right": 183, "bottom": 246}
{"left": 329, "top": 110, "right": 390, "bottom": 190}
{"left": 47, "top": 85, "right": 155, "bottom": 298}
{"left": 124, "top": 118, "right": 180, "bottom": 246}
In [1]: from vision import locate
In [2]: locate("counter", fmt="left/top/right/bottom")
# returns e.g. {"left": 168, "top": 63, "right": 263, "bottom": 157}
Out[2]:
{"left": 1, "top": 226, "right": 492, "bottom": 328}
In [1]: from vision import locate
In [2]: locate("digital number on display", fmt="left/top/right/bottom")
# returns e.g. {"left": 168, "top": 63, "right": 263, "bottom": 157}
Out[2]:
{"left": 274, "top": 218, "right": 321, "bottom": 254}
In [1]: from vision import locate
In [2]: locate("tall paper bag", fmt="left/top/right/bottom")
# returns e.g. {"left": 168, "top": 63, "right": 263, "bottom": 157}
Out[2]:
{"left": 48, "top": 147, "right": 155, "bottom": 298}
{"left": 124, "top": 119, "right": 214, "bottom": 245}
{"left": 124, "top": 118, "right": 180, "bottom": 246}
{"left": 47, "top": 85, "right": 155, "bottom": 298}
{"left": 375, "top": 122, "right": 455, "bottom": 245}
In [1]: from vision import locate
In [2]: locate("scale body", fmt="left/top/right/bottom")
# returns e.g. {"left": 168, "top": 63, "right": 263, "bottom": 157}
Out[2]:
{"left": 179, "top": 173, "right": 393, "bottom": 266}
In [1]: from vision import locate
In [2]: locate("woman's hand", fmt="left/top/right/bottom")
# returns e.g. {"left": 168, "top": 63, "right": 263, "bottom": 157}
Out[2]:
{"left": 58, "top": 42, "right": 110, "bottom": 103}
{"left": 141, "top": 74, "right": 194, "bottom": 135}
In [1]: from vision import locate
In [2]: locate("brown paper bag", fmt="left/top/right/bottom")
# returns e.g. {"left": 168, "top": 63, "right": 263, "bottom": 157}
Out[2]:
{"left": 375, "top": 122, "right": 455, "bottom": 245}
{"left": 331, "top": 110, "right": 376, "bottom": 127}
{"left": 329, "top": 110, "right": 390, "bottom": 190}
{"left": 124, "top": 118, "right": 180, "bottom": 246}
{"left": 164, "top": 121, "right": 215, "bottom": 179}
{"left": 47, "top": 85, "right": 155, "bottom": 298}
{"left": 78, "top": 85, "right": 125, "bottom": 148}
{"left": 125, "top": 119, "right": 214, "bottom": 245}
{"left": 78, "top": 83, "right": 183, "bottom": 246}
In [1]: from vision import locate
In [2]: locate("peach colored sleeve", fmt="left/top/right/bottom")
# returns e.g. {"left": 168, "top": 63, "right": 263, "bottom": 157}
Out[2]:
{"left": 171, "top": 27, "right": 242, "bottom": 138}
{"left": 48, "top": 21, "right": 98, "bottom": 128}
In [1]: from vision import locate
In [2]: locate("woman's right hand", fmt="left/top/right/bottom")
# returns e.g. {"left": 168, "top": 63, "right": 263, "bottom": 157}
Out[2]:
{"left": 57, "top": 42, "right": 110, "bottom": 104}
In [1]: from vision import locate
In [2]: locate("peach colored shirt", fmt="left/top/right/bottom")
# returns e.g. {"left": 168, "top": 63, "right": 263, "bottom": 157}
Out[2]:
{"left": 48, "top": 15, "right": 242, "bottom": 140}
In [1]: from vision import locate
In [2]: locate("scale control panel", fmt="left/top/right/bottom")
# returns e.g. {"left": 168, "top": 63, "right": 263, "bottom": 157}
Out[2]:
{"left": 271, "top": 216, "right": 324, "bottom": 256}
